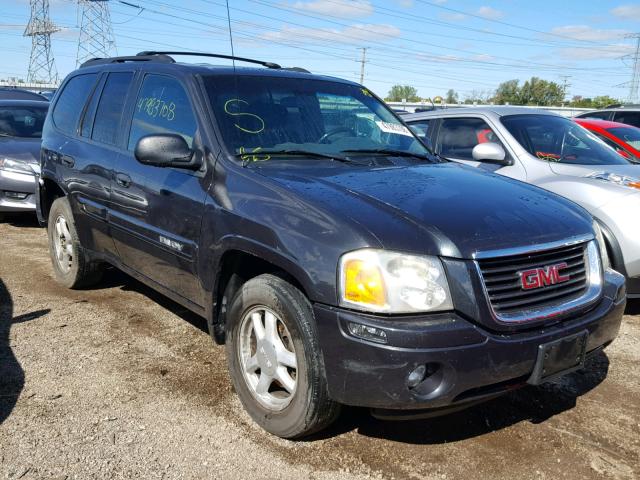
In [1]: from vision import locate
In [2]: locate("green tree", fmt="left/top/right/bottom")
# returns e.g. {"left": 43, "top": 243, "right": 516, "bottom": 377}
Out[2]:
{"left": 494, "top": 79, "right": 520, "bottom": 105}
{"left": 445, "top": 89, "right": 459, "bottom": 104}
{"left": 518, "top": 77, "right": 564, "bottom": 106}
{"left": 385, "top": 85, "right": 420, "bottom": 102}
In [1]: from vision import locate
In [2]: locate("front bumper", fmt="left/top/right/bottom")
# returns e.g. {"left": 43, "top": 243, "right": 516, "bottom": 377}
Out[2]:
{"left": 0, "top": 169, "right": 37, "bottom": 212}
{"left": 315, "top": 269, "right": 625, "bottom": 410}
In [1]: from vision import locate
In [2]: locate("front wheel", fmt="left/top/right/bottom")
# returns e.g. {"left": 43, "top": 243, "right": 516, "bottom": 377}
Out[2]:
{"left": 225, "top": 274, "right": 340, "bottom": 438}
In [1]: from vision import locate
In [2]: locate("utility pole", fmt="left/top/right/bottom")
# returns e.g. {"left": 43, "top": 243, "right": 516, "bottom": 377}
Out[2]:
{"left": 559, "top": 75, "right": 571, "bottom": 104}
{"left": 627, "top": 33, "right": 640, "bottom": 103}
{"left": 76, "top": 0, "right": 116, "bottom": 66}
{"left": 358, "top": 47, "right": 368, "bottom": 84}
{"left": 24, "top": 0, "right": 59, "bottom": 84}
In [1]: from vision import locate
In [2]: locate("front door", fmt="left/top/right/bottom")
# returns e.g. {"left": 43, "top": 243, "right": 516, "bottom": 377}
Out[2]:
{"left": 109, "top": 73, "right": 209, "bottom": 306}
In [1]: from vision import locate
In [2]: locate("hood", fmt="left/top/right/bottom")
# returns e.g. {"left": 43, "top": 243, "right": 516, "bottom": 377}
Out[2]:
{"left": 0, "top": 137, "right": 41, "bottom": 164}
{"left": 256, "top": 162, "right": 594, "bottom": 258}
{"left": 549, "top": 161, "right": 640, "bottom": 178}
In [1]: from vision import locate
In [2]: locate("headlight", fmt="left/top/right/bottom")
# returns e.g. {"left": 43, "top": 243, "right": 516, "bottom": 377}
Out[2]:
{"left": 339, "top": 249, "right": 453, "bottom": 313}
{"left": 592, "top": 221, "right": 611, "bottom": 270}
{"left": 0, "top": 158, "right": 36, "bottom": 176}
{"left": 586, "top": 172, "right": 640, "bottom": 191}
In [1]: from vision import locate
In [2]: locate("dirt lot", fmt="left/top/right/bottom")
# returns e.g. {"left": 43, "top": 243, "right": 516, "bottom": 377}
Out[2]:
{"left": 1, "top": 215, "right": 639, "bottom": 480}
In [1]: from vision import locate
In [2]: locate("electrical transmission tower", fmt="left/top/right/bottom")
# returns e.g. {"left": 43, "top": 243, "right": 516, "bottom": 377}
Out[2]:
{"left": 358, "top": 47, "right": 368, "bottom": 84}
{"left": 627, "top": 34, "right": 640, "bottom": 103}
{"left": 76, "top": 0, "right": 116, "bottom": 66}
{"left": 24, "top": 0, "right": 59, "bottom": 84}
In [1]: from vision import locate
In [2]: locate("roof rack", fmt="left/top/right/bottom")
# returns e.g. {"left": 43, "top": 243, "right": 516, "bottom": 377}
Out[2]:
{"left": 80, "top": 54, "right": 175, "bottom": 68}
{"left": 136, "top": 51, "right": 282, "bottom": 69}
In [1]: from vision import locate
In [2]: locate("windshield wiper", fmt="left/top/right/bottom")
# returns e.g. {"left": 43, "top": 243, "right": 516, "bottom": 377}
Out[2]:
{"left": 234, "top": 149, "right": 358, "bottom": 167}
{"left": 341, "top": 148, "right": 440, "bottom": 162}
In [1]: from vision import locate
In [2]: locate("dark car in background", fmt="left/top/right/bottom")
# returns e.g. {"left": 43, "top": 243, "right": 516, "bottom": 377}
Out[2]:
{"left": 575, "top": 105, "right": 640, "bottom": 129}
{"left": 0, "top": 87, "right": 49, "bottom": 101}
{"left": 575, "top": 118, "right": 640, "bottom": 163}
{"left": 0, "top": 100, "right": 49, "bottom": 219}
{"left": 37, "top": 51, "right": 625, "bottom": 439}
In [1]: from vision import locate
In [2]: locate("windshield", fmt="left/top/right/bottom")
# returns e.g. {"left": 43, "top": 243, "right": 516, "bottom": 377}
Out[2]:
{"left": 203, "top": 75, "right": 430, "bottom": 162}
{"left": 0, "top": 105, "right": 48, "bottom": 138}
{"left": 501, "top": 114, "right": 629, "bottom": 166}
{"left": 608, "top": 127, "right": 640, "bottom": 150}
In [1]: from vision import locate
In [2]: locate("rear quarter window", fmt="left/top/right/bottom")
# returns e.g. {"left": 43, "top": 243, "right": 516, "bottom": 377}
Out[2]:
{"left": 52, "top": 73, "right": 98, "bottom": 135}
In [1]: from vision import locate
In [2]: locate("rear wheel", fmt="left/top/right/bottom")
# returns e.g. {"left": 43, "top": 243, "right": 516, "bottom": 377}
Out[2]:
{"left": 47, "top": 197, "right": 103, "bottom": 288}
{"left": 226, "top": 274, "right": 340, "bottom": 438}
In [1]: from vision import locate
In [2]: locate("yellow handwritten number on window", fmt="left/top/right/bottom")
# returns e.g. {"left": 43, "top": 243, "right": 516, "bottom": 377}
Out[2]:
{"left": 224, "top": 99, "right": 265, "bottom": 134}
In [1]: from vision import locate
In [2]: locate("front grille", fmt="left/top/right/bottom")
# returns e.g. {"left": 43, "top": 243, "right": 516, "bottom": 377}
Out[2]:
{"left": 477, "top": 242, "right": 590, "bottom": 318}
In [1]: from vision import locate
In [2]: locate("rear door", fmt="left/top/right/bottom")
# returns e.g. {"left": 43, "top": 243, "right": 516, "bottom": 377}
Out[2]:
{"left": 109, "top": 73, "right": 208, "bottom": 305}
{"left": 72, "top": 71, "right": 135, "bottom": 255}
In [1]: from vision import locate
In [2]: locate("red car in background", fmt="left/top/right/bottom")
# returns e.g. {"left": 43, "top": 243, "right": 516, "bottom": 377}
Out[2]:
{"left": 574, "top": 118, "right": 640, "bottom": 163}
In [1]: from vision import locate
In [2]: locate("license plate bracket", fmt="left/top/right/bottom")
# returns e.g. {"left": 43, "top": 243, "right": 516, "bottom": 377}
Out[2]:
{"left": 527, "top": 330, "right": 589, "bottom": 385}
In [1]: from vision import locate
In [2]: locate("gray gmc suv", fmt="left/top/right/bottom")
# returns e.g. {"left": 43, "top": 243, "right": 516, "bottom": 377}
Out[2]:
{"left": 37, "top": 52, "right": 625, "bottom": 438}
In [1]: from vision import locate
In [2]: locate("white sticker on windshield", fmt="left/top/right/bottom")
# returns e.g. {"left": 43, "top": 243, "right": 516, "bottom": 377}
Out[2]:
{"left": 375, "top": 121, "right": 413, "bottom": 137}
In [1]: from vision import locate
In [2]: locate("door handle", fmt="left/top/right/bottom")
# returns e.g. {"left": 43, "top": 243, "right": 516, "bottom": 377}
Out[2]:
{"left": 60, "top": 154, "right": 75, "bottom": 167}
{"left": 115, "top": 173, "right": 132, "bottom": 188}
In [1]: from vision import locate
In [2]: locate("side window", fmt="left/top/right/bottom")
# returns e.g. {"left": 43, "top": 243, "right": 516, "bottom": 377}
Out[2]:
{"left": 128, "top": 75, "right": 197, "bottom": 150}
{"left": 592, "top": 132, "right": 630, "bottom": 158}
{"left": 613, "top": 112, "right": 640, "bottom": 128}
{"left": 80, "top": 76, "right": 105, "bottom": 138}
{"left": 438, "top": 117, "right": 505, "bottom": 161}
{"left": 578, "top": 111, "right": 610, "bottom": 121}
{"left": 52, "top": 73, "right": 98, "bottom": 135}
{"left": 92, "top": 72, "right": 134, "bottom": 146}
{"left": 408, "top": 120, "right": 431, "bottom": 138}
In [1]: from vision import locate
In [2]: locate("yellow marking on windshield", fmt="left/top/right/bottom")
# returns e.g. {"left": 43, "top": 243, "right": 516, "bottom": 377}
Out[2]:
{"left": 224, "top": 99, "right": 265, "bottom": 134}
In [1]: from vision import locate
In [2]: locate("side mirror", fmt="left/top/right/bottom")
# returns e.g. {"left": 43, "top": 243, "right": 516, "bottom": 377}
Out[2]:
{"left": 134, "top": 134, "right": 200, "bottom": 169}
{"left": 472, "top": 142, "right": 510, "bottom": 165}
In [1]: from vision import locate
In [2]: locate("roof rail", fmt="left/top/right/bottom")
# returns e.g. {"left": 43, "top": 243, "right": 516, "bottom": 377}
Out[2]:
{"left": 80, "top": 54, "right": 175, "bottom": 68}
{"left": 136, "top": 51, "right": 282, "bottom": 69}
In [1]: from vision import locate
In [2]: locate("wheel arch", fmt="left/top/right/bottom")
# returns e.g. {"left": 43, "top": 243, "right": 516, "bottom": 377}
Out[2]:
{"left": 207, "top": 243, "right": 315, "bottom": 345}
{"left": 38, "top": 176, "right": 67, "bottom": 226}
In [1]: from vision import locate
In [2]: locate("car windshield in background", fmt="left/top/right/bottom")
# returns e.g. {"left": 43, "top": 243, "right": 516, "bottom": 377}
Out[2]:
{"left": 0, "top": 105, "right": 48, "bottom": 138}
{"left": 501, "top": 114, "right": 629, "bottom": 166}
{"left": 608, "top": 127, "right": 640, "bottom": 150}
{"left": 203, "top": 75, "right": 430, "bottom": 162}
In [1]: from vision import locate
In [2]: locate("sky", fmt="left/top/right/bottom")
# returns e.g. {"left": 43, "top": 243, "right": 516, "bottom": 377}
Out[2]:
{"left": 2, "top": 0, "right": 640, "bottom": 101}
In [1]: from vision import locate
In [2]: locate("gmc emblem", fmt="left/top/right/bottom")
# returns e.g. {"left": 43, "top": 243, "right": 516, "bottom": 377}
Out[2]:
{"left": 519, "top": 263, "right": 570, "bottom": 290}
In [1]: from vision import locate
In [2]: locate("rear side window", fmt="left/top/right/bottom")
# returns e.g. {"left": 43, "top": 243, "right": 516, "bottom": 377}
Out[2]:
{"left": 577, "top": 111, "right": 610, "bottom": 121}
{"left": 613, "top": 111, "right": 640, "bottom": 128}
{"left": 128, "top": 74, "right": 197, "bottom": 150}
{"left": 92, "top": 72, "right": 134, "bottom": 146}
{"left": 52, "top": 73, "right": 98, "bottom": 135}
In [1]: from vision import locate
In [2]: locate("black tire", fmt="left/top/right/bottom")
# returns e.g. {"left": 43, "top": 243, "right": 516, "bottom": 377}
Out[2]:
{"left": 226, "top": 274, "right": 340, "bottom": 439}
{"left": 47, "top": 196, "right": 103, "bottom": 289}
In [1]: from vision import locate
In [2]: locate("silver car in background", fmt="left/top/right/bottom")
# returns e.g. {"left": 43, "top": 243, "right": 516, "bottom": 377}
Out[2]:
{"left": 404, "top": 107, "right": 640, "bottom": 297}
{"left": 0, "top": 100, "right": 48, "bottom": 219}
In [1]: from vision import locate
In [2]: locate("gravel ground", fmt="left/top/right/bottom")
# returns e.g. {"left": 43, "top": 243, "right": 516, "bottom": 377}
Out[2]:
{"left": 1, "top": 215, "right": 639, "bottom": 480}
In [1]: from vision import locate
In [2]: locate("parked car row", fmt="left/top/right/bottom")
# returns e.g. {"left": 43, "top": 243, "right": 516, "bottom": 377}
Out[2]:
{"left": 0, "top": 52, "right": 634, "bottom": 439}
